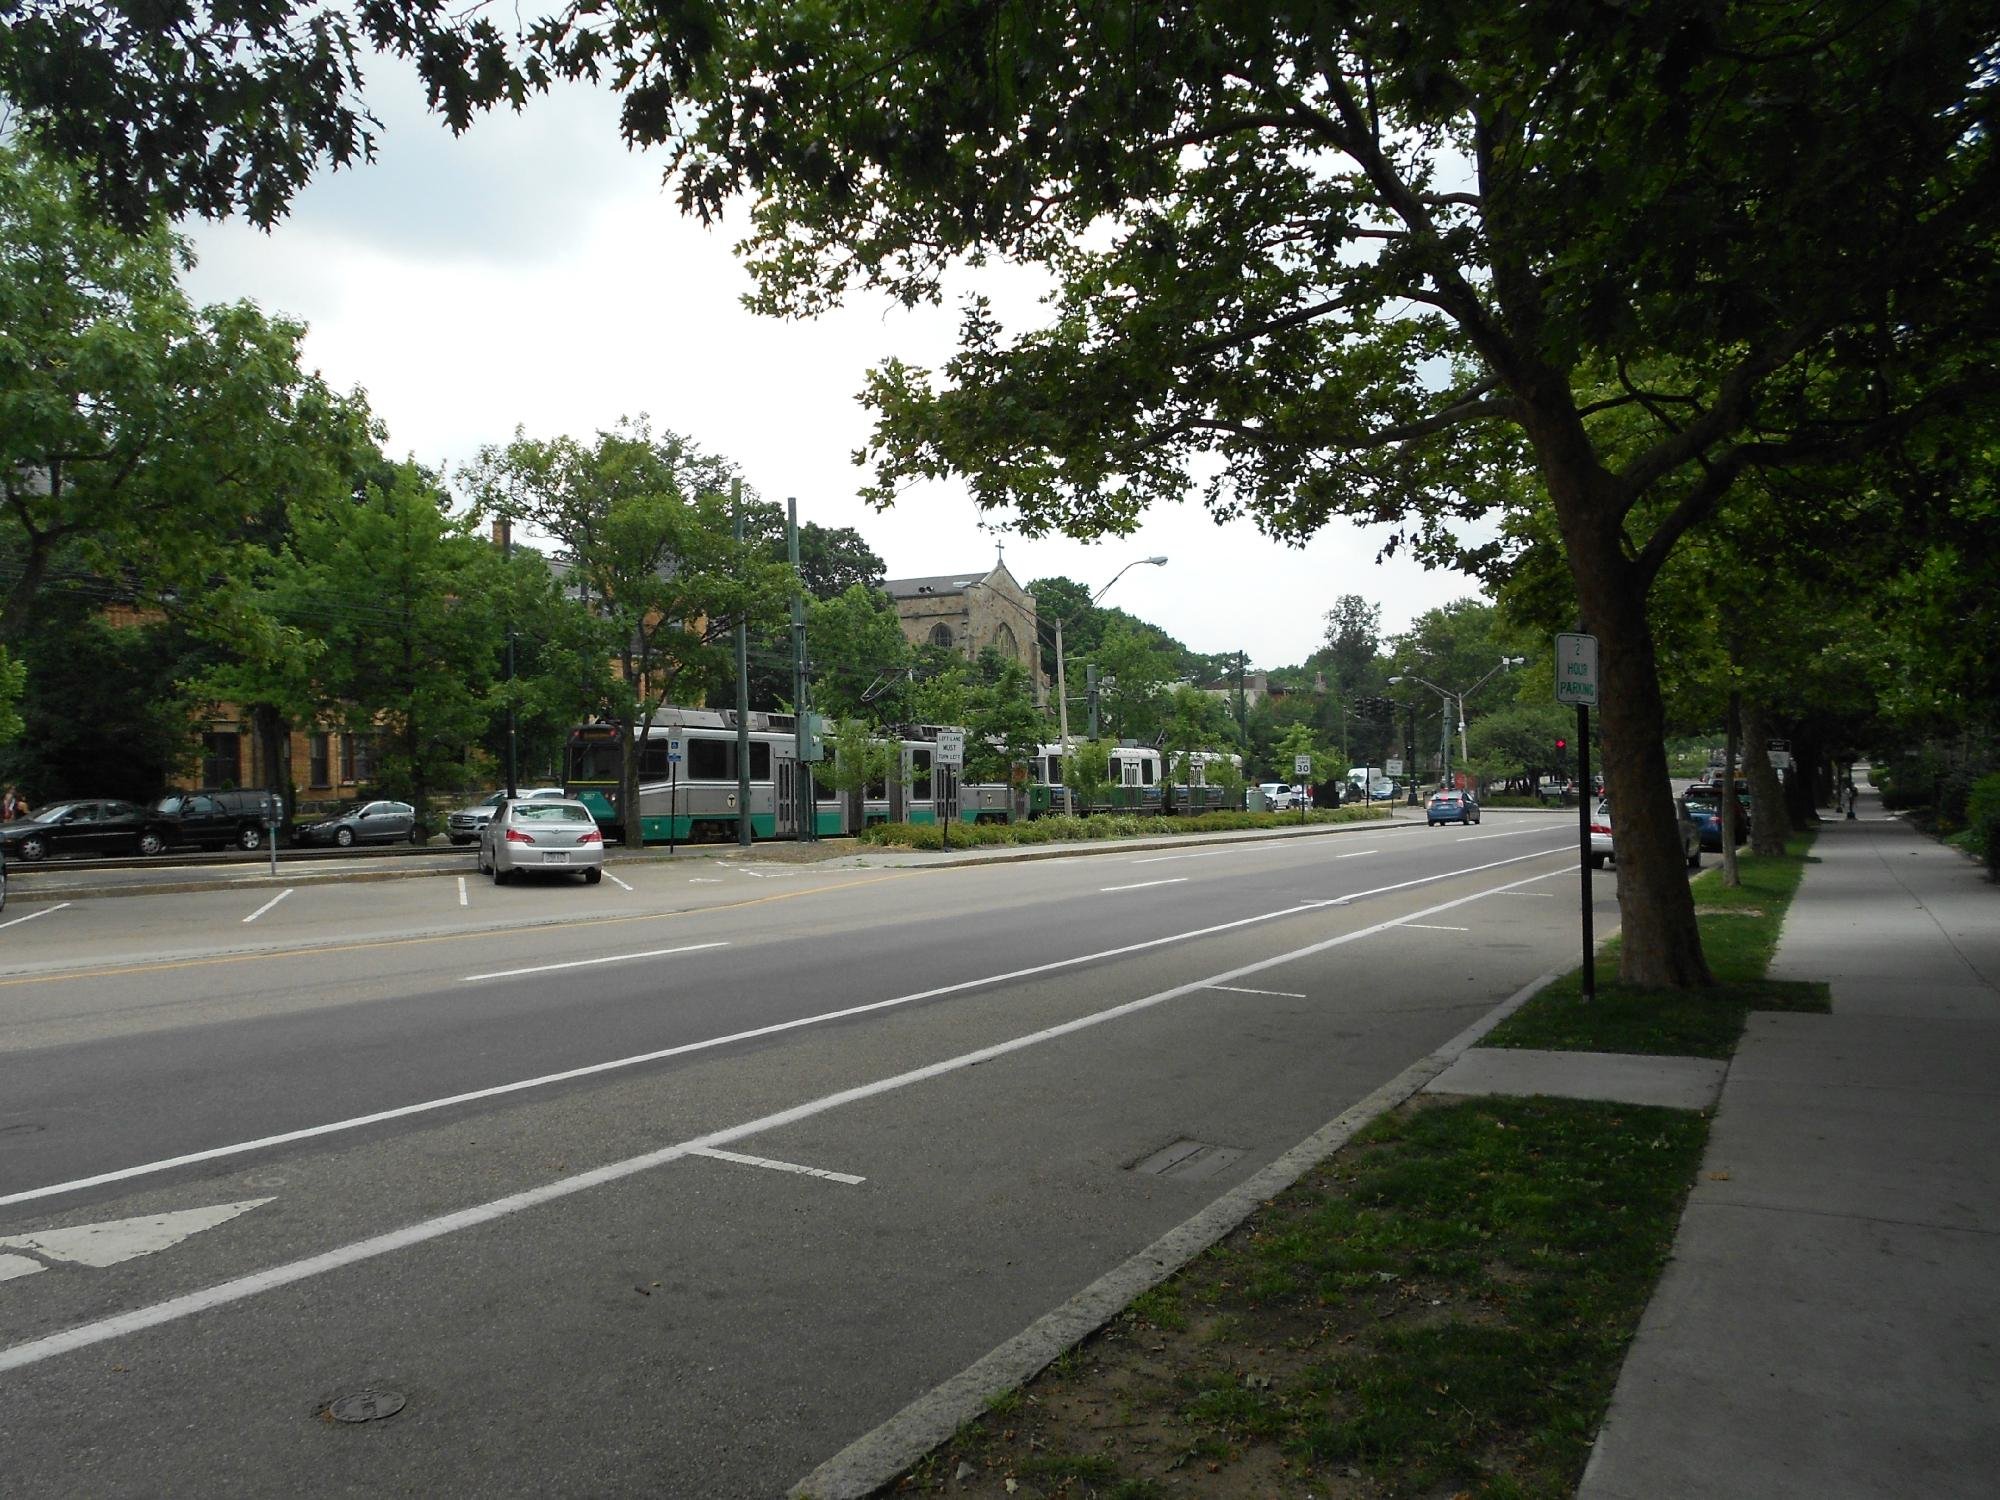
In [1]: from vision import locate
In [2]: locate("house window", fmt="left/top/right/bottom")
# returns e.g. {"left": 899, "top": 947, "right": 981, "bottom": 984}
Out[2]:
{"left": 339, "top": 733, "right": 356, "bottom": 784}
{"left": 352, "top": 735, "right": 377, "bottom": 783}
{"left": 992, "top": 622, "right": 1019, "bottom": 662}
{"left": 929, "top": 623, "right": 954, "bottom": 649}
{"left": 201, "top": 732, "right": 241, "bottom": 788}
{"left": 308, "top": 733, "right": 331, "bottom": 789}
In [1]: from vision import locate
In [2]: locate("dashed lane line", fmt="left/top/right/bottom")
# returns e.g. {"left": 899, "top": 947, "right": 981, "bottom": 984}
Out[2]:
{"left": 0, "top": 902, "right": 70, "bottom": 931}
{"left": 0, "top": 843, "right": 1572, "bottom": 1211}
{"left": 241, "top": 890, "right": 293, "bottom": 925}
{"left": 0, "top": 862, "right": 1569, "bottom": 1375}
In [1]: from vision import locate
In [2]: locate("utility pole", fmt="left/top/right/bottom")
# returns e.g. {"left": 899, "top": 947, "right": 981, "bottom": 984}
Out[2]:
{"left": 501, "top": 518, "right": 518, "bottom": 798}
{"left": 788, "top": 497, "right": 815, "bottom": 841}
{"left": 1086, "top": 661, "right": 1100, "bottom": 738}
{"left": 733, "top": 481, "right": 752, "bottom": 849}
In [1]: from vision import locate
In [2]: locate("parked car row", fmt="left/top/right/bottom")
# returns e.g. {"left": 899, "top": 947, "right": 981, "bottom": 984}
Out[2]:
{"left": 1, "top": 789, "right": 443, "bottom": 861}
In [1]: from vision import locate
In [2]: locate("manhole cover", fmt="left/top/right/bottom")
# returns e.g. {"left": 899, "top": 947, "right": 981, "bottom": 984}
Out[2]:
{"left": 328, "top": 1390, "right": 406, "bottom": 1424}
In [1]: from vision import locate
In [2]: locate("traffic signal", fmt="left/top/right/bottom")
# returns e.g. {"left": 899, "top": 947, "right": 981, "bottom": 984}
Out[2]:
{"left": 1555, "top": 736, "right": 1567, "bottom": 753}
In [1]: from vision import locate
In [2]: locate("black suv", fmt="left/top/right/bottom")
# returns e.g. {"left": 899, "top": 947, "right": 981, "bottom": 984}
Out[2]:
{"left": 142, "top": 789, "right": 284, "bottom": 854}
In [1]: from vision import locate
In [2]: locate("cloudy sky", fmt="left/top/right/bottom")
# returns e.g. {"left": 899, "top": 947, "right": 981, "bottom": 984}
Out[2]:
{"left": 180, "top": 60, "right": 1493, "bottom": 670}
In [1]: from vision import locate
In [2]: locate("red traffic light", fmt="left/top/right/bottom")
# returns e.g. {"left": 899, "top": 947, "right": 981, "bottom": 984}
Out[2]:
{"left": 1555, "top": 737, "right": 1568, "bottom": 751}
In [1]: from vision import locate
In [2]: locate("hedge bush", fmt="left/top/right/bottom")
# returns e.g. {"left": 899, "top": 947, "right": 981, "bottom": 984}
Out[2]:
{"left": 856, "top": 806, "right": 1390, "bottom": 849}
{"left": 1965, "top": 772, "right": 2000, "bottom": 878}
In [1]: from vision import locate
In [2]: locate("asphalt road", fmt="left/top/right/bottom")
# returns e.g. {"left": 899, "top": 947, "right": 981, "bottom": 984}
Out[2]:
{"left": 0, "top": 812, "right": 1608, "bottom": 1496}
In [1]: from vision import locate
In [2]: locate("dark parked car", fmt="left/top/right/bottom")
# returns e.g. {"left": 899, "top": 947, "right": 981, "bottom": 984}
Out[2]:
{"left": 141, "top": 789, "right": 283, "bottom": 854}
{"left": 295, "top": 799, "right": 421, "bottom": 848}
{"left": 0, "top": 799, "right": 150, "bottom": 861}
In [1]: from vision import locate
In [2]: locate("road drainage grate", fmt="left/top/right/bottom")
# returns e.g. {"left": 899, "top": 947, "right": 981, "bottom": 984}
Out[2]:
{"left": 327, "top": 1390, "right": 406, "bottom": 1424}
{"left": 1130, "top": 1139, "right": 1244, "bottom": 1181}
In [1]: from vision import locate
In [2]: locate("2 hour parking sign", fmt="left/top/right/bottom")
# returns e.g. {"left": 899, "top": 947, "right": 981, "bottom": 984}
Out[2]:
{"left": 1555, "top": 633, "right": 1599, "bottom": 706}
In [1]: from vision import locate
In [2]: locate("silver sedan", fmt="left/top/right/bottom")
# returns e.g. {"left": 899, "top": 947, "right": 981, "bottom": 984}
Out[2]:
{"left": 478, "top": 798, "right": 606, "bottom": 885}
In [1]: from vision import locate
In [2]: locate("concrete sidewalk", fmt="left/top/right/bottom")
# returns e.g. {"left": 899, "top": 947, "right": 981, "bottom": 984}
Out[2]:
{"left": 1580, "top": 792, "right": 2000, "bottom": 1499}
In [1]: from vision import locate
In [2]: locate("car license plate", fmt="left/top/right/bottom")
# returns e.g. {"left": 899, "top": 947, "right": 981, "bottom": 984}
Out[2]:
{"left": 545, "top": 851, "right": 569, "bottom": 864}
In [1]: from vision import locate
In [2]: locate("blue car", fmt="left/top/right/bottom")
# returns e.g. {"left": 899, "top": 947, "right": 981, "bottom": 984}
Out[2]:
{"left": 1426, "top": 789, "right": 1481, "bottom": 825}
{"left": 1683, "top": 785, "right": 1749, "bottom": 851}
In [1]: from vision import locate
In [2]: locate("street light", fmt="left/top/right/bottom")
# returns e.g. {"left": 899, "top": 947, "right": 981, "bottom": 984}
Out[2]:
{"left": 1388, "top": 655, "right": 1523, "bottom": 791}
{"left": 1055, "top": 556, "right": 1167, "bottom": 814}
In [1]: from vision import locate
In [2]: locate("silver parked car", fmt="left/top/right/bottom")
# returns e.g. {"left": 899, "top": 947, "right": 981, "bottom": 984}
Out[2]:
{"left": 1590, "top": 795, "right": 1702, "bottom": 871}
{"left": 446, "top": 786, "right": 567, "bottom": 845}
{"left": 296, "top": 799, "right": 421, "bottom": 847}
{"left": 479, "top": 797, "right": 605, "bottom": 885}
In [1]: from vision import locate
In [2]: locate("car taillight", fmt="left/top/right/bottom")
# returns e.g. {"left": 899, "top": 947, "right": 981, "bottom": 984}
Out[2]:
{"left": 1590, "top": 821, "right": 1611, "bottom": 835}
{"left": 505, "top": 827, "right": 535, "bottom": 844}
{"left": 577, "top": 828, "right": 602, "bottom": 845}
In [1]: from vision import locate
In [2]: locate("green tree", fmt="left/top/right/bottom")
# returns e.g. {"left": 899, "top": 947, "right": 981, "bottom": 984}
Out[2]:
{"left": 493, "top": 0, "right": 1993, "bottom": 988}
{"left": 244, "top": 467, "right": 508, "bottom": 830}
{"left": 806, "top": 583, "right": 913, "bottom": 722}
{"left": 0, "top": 142, "right": 367, "bottom": 640}
{"left": 1160, "top": 685, "right": 1238, "bottom": 809}
{"left": 464, "top": 419, "right": 796, "bottom": 846}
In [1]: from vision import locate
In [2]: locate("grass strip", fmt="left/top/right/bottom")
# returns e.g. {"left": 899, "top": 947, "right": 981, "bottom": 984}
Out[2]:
{"left": 896, "top": 1096, "right": 1708, "bottom": 1499}
{"left": 1482, "top": 833, "right": 1826, "bottom": 1058}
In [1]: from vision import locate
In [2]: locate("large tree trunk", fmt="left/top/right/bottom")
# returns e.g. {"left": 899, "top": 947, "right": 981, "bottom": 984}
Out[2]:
{"left": 1721, "top": 692, "right": 1742, "bottom": 888}
{"left": 1741, "top": 702, "right": 1789, "bottom": 855}
{"left": 1559, "top": 478, "right": 1713, "bottom": 989}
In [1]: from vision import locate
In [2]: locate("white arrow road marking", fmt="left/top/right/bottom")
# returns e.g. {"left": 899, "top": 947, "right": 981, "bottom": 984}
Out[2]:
{"left": 0, "top": 1198, "right": 272, "bottom": 1269}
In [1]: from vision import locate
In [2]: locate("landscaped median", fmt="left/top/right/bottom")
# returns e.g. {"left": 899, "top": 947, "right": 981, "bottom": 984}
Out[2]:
{"left": 856, "top": 836, "right": 1825, "bottom": 1499}
{"left": 857, "top": 806, "right": 1391, "bottom": 851}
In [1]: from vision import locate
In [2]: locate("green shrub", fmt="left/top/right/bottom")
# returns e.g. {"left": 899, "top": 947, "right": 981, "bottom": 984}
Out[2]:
{"left": 855, "top": 806, "right": 1389, "bottom": 848}
{"left": 1966, "top": 772, "right": 2000, "bottom": 878}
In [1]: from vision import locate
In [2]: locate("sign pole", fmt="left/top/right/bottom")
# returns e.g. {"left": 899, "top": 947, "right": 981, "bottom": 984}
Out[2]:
{"left": 1578, "top": 704, "right": 1594, "bottom": 1002}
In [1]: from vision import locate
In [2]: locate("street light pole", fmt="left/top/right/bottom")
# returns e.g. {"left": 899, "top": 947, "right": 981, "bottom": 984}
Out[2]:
{"left": 1053, "top": 555, "right": 1167, "bottom": 816}
{"left": 1390, "top": 656, "right": 1523, "bottom": 792}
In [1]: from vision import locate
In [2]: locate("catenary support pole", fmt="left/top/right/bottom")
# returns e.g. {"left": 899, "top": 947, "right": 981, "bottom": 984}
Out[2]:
{"left": 788, "top": 498, "right": 814, "bottom": 841}
{"left": 734, "top": 481, "right": 752, "bottom": 850}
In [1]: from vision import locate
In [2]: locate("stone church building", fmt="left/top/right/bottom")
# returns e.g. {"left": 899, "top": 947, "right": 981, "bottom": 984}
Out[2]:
{"left": 881, "top": 558, "right": 1044, "bottom": 691}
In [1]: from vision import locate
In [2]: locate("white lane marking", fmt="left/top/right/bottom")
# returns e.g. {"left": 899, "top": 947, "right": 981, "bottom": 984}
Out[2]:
{"left": 457, "top": 877, "right": 469, "bottom": 907}
{"left": 1402, "top": 923, "right": 1470, "bottom": 932}
{"left": 1100, "top": 878, "right": 1189, "bottom": 893}
{"left": 690, "top": 877, "right": 721, "bottom": 884}
{"left": 0, "top": 1199, "right": 271, "bottom": 1268}
{"left": 1335, "top": 849, "right": 1379, "bottom": 859}
{"left": 0, "top": 902, "right": 70, "bottom": 930}
{"left": 1205, "top": 984, "right": 1307, "bottom": 999}
{"left": 688, "top": 1147, "right": 864, "bottom": 1186}
{"left": 1455, "top": 827, "right": 1551, "bottom": 842}
{"left": 4, "top": 844, "right": 1574, "bottom": 1211}
{"left": 605, "top": 872, "right": 634, "bottom": 892}
{"left": 1299, "top": 847, "right": 1571, "bottom": 908}
{"left": 1131, "top": 848, "right": 1238, "bottom": 865}
{"left": 732, "top": 867, "right": 766, "bottom": 879}
{"left": 1499, "top": 891, "right": 1557, "bottom": 899}
{"left": 0, "top": 865, "right": 1566, "bottom": 1375}
{"left": 242, "top": 889, "right": 293, "bottom": 925}
{"left": 463, "top": 941, "right": 728, "bottom": 983}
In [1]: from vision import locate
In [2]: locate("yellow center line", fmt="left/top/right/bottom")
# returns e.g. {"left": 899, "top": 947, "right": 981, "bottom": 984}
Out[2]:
{"left": 0, "top": 871, "right": 919, "bottom": 988}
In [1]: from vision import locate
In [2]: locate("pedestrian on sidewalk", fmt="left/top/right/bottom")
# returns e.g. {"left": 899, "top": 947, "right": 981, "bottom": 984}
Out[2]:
{"left": 1, "top": 784, "right": 28, "bottom": 821}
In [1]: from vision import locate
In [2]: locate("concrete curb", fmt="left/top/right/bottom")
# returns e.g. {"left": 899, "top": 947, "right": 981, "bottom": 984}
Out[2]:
{"left": 789, "top": 963, "right": 1570, "bottom": 1500}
